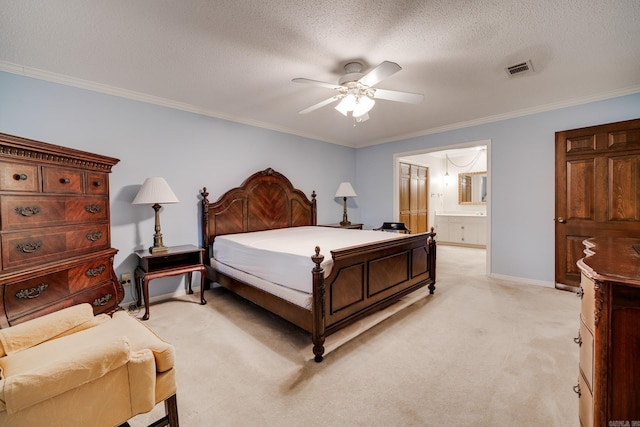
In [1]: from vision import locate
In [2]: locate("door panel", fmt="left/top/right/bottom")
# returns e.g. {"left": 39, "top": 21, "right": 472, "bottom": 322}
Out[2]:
{"left": 556, "top": 118, "right": 640, "bottom": 290}
{"left": 399, "top": 162, "right": 428, "bottom": 233}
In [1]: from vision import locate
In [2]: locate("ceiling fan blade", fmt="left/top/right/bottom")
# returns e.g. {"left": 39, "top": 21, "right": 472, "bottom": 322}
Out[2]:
{"left": 358, "top": 61, "right": 402, "bottom": 87}
{"left": 298, "top": 96, "right": 340, "bottom": 114}
{"left": 292, "top": 78, "right": 342, "bottom": 90}
{"left": 373, "top": 88, "right": 424, "bottom": 104}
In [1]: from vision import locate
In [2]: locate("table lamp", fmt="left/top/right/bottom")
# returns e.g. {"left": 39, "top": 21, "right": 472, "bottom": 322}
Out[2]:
{"left": 334, "top": 182, "right": 357, "bottom": 226}
{"left": 132, "top": 177, "right": 179, "bottom": 253}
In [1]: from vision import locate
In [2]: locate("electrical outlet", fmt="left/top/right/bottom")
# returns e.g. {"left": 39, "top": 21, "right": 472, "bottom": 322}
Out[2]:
{"left": 121, "top": 273, "right": 132, "bottom": 285}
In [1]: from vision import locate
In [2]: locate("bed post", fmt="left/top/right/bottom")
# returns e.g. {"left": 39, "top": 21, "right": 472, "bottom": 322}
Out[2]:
{"left": 201, "top": 188, "right": 210, "bottom": 249}
{"left": 311, "top": 246, "right": 325, "bottom": 362}
{"left": 428, "top": 227, "right": 437, "bottom": 294}
{"left": 311, "top": 191, "right": 317, "bottom": 225}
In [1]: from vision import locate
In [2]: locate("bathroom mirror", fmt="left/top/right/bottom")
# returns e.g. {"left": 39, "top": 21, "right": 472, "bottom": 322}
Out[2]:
{"left": 458, "top": 171, "right": 487, "bottom": 204}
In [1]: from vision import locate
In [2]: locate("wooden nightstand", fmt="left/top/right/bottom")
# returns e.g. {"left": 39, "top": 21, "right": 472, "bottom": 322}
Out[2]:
{"left": 134, "top": 244, "right": 206, "bottom": 320}
{"left": 320, "top": 223, "right": 363, "bottom": 230}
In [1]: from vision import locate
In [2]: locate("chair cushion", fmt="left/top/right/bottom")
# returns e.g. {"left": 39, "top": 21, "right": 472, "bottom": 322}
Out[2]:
{"left": 0, "top": 336, "right": 130, "bottom": 414}
{"left": 0, "top": 304, "right": 97, "bottom": 358}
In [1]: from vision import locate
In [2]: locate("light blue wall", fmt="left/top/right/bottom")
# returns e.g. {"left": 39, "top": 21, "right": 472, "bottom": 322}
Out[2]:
{"left": 356, "top": 93, "right": 640, "bottom": 285}
{"left": 0, "top": 71, "right": 356, "bottom": 302}
{"left": 2, "top": 70, "right": 639, "bottom": 295}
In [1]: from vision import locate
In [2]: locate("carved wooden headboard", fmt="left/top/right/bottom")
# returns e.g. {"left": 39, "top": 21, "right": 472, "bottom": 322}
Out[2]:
{"left": 201, "top": 168, "right": 317, "bottom": 248}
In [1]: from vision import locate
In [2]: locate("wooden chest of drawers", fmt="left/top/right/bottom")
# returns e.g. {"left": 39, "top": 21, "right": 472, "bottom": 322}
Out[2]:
{"left": 0, "top": 133, "right": 122, "bottom": 327}
{"left": 576, "top": 237, "right": 640, "bottom": 427}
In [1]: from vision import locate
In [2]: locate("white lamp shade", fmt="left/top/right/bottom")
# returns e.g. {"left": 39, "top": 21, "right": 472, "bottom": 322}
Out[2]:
{"left": 132, "top": 177, "right": 180, "bottom": 205}
{"left": 353, "top": 96, "right": 375, "bottom": 118}
{"left": 334, "top": 182, "right": 357, "bottom": 198}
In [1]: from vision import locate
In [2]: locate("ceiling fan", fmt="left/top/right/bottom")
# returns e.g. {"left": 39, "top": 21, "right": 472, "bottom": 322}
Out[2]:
{"left": 292, "top": 61, "right": 424, "bottom": 123}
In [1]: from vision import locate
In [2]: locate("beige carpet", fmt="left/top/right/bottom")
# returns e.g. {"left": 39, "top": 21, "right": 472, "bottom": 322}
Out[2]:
{"left": 129, "top": 246, "right": 580, "bottom": 427}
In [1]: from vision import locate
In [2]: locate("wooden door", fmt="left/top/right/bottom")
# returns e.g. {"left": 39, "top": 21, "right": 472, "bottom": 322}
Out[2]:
{"left": 399, "top": 162, "right": 428, "bottom": 233}
{"left": 555, "top": 118, "right": 640, "bottom": 290}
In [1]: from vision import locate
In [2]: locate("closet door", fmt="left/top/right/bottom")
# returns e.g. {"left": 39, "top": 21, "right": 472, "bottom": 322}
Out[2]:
{"left": 399, "top": 162, "right": 428, "bottom": 233}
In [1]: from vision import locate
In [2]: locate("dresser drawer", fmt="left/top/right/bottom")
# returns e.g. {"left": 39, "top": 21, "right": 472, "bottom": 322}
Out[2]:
{"left": 86, "top": 172, "right": 109, "bottom": 195}
{"left": 73, "top": 282, "right": 119, "bottom": 313}
{"left": 1, "top": 224, "right": 110, "bottom": 270}
{"left": 42, "top": 167, "right": 83, "bottom": 194}
{"left": 0, "top": 161, "right": 40, "bottom": 192}
{"left": 68, "top": 259, "right": 112, "bottom": 292}
{"left": 578, "top": 318, "right": 594, "bottom": 393}
{"left": 0, "top": 195, "right": 108, "bottom": 230}
{"left": 578, "top": 373, "right": 593, "bottom": 427}
{"left": 3, "top": 271, "right": 70, "bottom": 321}
{"left": 580, "top": 273, "right": 595, "bottom": 330}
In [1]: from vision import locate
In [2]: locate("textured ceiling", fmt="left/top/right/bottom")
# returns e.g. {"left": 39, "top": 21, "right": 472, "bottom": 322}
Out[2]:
{"left": 1, "top": 0, "right": 639, "bottom": 147}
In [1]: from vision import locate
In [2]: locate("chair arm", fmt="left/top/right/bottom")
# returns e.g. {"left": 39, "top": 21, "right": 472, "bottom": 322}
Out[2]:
{"left": 0, "top": 336, "right": 131, "bottom": 415}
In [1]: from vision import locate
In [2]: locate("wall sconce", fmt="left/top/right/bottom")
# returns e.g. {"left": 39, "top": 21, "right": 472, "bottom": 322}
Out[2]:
{"left": 334, "top": 182, "right": 357, "bottom": 225}
{"left": 132, "top": 177, "right": 179, "bottom": 253}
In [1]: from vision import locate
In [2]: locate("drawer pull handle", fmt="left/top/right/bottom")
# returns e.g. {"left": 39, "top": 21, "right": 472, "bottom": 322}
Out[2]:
{"left": 86, "top": 232, "right": 103, "bottom": 242}
{"left": 60, "top": 178, "right": 71, "bottom": 184}
{"left": 85, "top": 205, "right": 102, "bottom": 214}
{"left": 15, "top": 206, "right": 41, "bottom": 217}
{"left": 16, "top": 283, "right": 48, "bottom": 299}
{"left": 85, "top": 265, "right": 106, "bottom": 277}
{"left": 93, "top": 293, "right": 113, "bottom": 306}
{"left": 573, "top": 384, "right": 581, "bottom": 397}
{"left": 93, "top": 181, "right": 102, "bottom": 187}
{"left": 573, "top": 331, "right": 582, "bottom": 346}
{"left": 16, "top": 241, "right": 42, "bottom": 253}
{"left": 13, "top": 173, "right": 28, "bottom": 181}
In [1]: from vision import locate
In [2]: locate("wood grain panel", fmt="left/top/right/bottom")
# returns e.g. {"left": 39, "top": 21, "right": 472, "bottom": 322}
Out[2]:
{"left": 566, "top": 134, "right": 596, "bottom": 153}
{"left": 567, "top": 159, "right": 595, "bottom": 220}
{"left": 329, "top": 263, "right": 365, "bottom": 313}
{"left": 609, "top": 156, "right": 640, "bottom": 221}
{"left": 368, "top": 251, "right": 409, "bottom": 296}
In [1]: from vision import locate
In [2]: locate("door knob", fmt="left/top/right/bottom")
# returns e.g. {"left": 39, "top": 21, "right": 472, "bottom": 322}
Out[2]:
{"left": 557, "top": 217, "right": 567, "bottom": 223}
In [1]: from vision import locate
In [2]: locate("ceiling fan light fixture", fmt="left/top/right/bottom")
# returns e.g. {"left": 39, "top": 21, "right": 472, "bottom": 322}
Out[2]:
{"left": 353, "top": 95, "right": 375, "bottom": 118}
{"left": 335, "top": 93, "right": 356, "bottom": 116}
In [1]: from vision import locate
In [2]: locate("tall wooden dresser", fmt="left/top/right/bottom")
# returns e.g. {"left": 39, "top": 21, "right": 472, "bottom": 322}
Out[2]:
{"left": 576, "top": 236, "right": 640, "bottom": 427}
{"left": 0, "top": 133, "right": 122, "bottom": 328}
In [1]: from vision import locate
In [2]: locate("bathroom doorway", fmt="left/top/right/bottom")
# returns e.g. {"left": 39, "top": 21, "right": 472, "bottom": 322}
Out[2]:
{"left": 394, "top": 140, "right": 491, "bottom": 274}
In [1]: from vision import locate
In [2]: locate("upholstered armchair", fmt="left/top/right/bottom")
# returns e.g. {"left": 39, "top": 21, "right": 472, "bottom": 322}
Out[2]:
{"left": 0, "top": 303, "right": 178, "bottom": 427}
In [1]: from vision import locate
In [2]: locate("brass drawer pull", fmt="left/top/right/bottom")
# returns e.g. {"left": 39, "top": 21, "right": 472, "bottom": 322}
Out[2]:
{"left": 13, "top": 173, "right": 28, "bottom": 181}
{"left": 93, "top": 293, "right": 113, "bottom": 306}
{"left": 86, "top": 232, "right": 103, "bottom": 242}
{"left": 85, "top": 205, "right": 102, "bottom": 214}
{"left": 93, "top": 181, "right": 102, "bottom": 187}
{"left": 85, "top": 265, "right": 106, "bottom": 277}
{"left": 573, "top": 331, "right": 582, "bottom": 346}
{"left": 16, "top": 241, "right": 42, "bottom": 253}
{"left": 573, "top": 383, "right": 581, "bottom": 397}
{"left": 60, "top": 177, "right": 71, "bottom": 184}
{"left": 16, "top": 283, "right": 48, "bottom": 299}
{"left": 15, "top": 206, "right": 41, "bottom": 217}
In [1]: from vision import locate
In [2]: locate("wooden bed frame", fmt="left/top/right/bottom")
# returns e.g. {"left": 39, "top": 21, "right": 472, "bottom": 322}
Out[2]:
{"left": 201, "top": 168, "right": 436, "bottom": 362}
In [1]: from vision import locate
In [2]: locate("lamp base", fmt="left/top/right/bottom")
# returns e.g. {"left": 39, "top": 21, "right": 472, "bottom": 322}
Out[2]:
{"left": 149, "top": 245, "right": 169, "bottom": 254}
{"left": 340, "top": 220, "right": 351, "bottom": 226}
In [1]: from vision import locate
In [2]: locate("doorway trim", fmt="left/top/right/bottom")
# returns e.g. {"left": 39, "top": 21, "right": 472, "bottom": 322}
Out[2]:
{"left": 392, "top": 139, "right": 492, "bottom": 275}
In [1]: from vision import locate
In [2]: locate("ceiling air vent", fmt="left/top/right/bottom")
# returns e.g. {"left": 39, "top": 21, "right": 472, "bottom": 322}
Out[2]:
{"left": 505, "top": 60, "right": 534, "bottom": 77}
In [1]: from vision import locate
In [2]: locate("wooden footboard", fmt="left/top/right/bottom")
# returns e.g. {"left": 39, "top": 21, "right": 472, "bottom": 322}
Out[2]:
{"left": 311, "top": 230, "right": 436, "bottom": 362}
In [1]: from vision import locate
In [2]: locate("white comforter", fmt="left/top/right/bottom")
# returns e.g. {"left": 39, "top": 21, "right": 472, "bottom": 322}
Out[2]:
{"left": 212, "top": 226, "right": 408, "bottom": 294}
